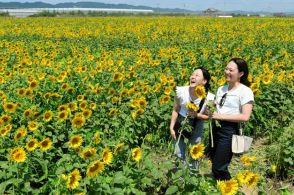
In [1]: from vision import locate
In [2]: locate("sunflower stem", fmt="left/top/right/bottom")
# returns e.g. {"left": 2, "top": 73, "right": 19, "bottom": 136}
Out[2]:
{"left": 175, "top": 116, "right": 188, "bottom": 149}
{"left": 209, "top": 120, "right": 214, "bottom": 148}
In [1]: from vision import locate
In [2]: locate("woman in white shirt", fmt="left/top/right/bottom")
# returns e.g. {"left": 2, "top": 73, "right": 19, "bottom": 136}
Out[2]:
{"left": 170, "top": 67, "right": 214, "bottom": 171}
{"left": 210, "top": 58, "right": 254, "bottom": 180}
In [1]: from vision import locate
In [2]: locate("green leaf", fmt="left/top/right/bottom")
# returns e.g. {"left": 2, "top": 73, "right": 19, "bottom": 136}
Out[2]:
{"left": 141, "top": 177, "right": 152, "bottom": 186}
{"left": 131, "top": 188, "right": 145, "bottom": 195}
{"left": 32, "top": 158, "right": 48, "bottom": 182}
{"left": 0, "top": 161, "right": 9, "bottom": 169}
{"left": 0, "top": 178, "right": 23, "bottom": 194}
{"left": 284, "top": 158, "right": 293, "bottom": 165}
{"left": 165, "top": 185, "right": 179, "bottom": 194}
{"left": 113, "top": 171, "right": 126, "bottom": 184}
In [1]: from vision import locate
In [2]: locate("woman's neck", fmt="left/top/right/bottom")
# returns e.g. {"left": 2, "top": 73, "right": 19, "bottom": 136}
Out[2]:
{"left": 189, "top": 86, "right": 197, "bottom": 99}
{"left": 228, "top": 82, "right": 241, "bottom": 91}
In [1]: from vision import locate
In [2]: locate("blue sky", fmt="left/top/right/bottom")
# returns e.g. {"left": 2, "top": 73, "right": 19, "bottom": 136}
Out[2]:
{"left": 1, "top": 0, "right": 294, "bottom": 12}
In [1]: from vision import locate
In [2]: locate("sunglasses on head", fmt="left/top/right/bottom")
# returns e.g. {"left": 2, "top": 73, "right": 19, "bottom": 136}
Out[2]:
{"left": 219, "top": 93, "right": 227, "bottom": 107}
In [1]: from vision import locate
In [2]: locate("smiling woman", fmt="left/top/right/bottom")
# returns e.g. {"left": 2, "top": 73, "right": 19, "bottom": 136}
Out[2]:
{"left": 210, "top": 58, "right": 254, "bottom": 181}
{"left": 169, "top": 67, "right": 214, "bottom": 172}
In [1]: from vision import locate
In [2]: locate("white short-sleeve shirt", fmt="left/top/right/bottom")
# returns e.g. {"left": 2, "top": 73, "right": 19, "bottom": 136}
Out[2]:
{"left": 216, "top": 84, "right": 254, "bottom": 115}
{"left": 176, "top": 86, "right": 215, "bottom": 117}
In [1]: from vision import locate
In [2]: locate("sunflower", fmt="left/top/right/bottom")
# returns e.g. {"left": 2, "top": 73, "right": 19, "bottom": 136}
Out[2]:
{"left": 130, "top": 99, "right": 140, "bottom": 108}
{"left": 169, "top": 81, "right": 176, "bottom": 88}
{"left": 28, "top": 121, "right": 39, "bottom": 131}
{"left": 26, "top": 138, "right": 39, "bottom": 151}
{"left": 218, "top": 77, "right": 226, "bottom": 86}
{"left": 93, "top": 131, "right": 101, "bottom": 144}
{"left": 71, "top": 116, "right": 86, "bottom": 128}
{"left": 79, "top": 100, "right": 88, "bottom": 110}
{"left": 113, "top": 72, "right": 123, "bottom": 82}
{"left": 262, "top": 75, "right": 271, "bottom": 85}
{"left": 131, "top": 108, "right": 144, "bottom": 119}
{"left": 194, "top": 85, "right": 206, "bottom": 99}
{"left": 217, "top": 179, "right": 239, "bottom": 195}
{"left": 66, "top": 169, "right": 81, "bottom": 190}
{"left": 240, "top": 155, "right": 256, "bottom": 166}
{"left": 39, "top": 138, "right": 52, "bottom": 151}
{"left": 50, "top": 93, "right": 61, "bottom": 98}
{"left": 111, "top": 96, "right": 119, "bottom": 104}
{"left": 3, "top": 102, "right": 17, "bottom": 113}
{"left": 23, "top": 109, "right": 34, "bottom": 119}
{"left": 29, "top": 80, "right": 38, "bottom": 89}
{"left": 109, "top": 108, "right": 118, "bottom": 117}
{"left": 120, "top": 89, "right": 128, "bottom": 97}
{"left": 159, "top": 95, "right": 170, "bottom": 105}
{"left": 17, "top": 88, "right": 26, "bottom": 96}
{"left": 61, "top": 83, "right": 70, "bottom": 91}
{"left": 128, "top": 88, "right": 135, "bottom": 95}
{"left": 270, "top": 164, "right": 277, "bottom": 173}
{"left": 68, "top": 102, "right": 78, "bottom": 111}
{"left": 77, "top": 95, "right": 85, "bottom": 101}
{"left": 14, "top": 127, "right": 27, "bottom": 141}
{"left": 82, "top": 109, "right": 92, "bottom": 119}
{"left": 57, "top": 110, "right": 69, "bottom": 122}
{"left": 138, "top": 98, "right": 147, "bottom": 108}
{"left": 80, "top": 147, "right": 97, "bottom": 159}
{"left": 164, "top": 87, "right": 172, "bottom": 95}
{"left": 0, "top": 114, "right": 12, "bottom": 125}
{"left": 190, "top": 143, "right": 205, "bottom": 160}
{"left": 69, "top": 135, "right": 83, "bottom": 149}
{"left": 0, "top": 127, "right": 9, "bottom": 137}
{"left": 277, "top": 71, "right": 285, "bottom": 82}
{"left": 246, "top": 173, "right": 260, "bottom": 189}
{"left": 152, "top": 83, "right": 161, "bottom": 92}
{"left": 10, "top": 147, "right": 26, "bottom": 163}
{"left": 237, "top": 170, "right": 252, "bottom": 185}
{"left": 0, "top": 90, "right": 5, "bottom": 97}
{"left": 58, "top": 105, "right": 68, "bottom": 112}
{"left": 86, "top": 160, "right": 105, "bottom": 177}
{"left": 114, "top": 143, "right": 124, "bottom": 154}
{"left": 24, "top": 88, "right": 33, "bottom": 97}
{"left": 67, "top": 87, "right": 75, "bottom": 93}
{"left": 131, "top": 147, "right": 142, "bottom": 162}
{"left": 101, "top": 148, "right": 113, "bottom": 165}
{"left": 160, "top": 75, "right": 167, "bottom": 84}
{"left": 185, "top": 102, "right": 199, "bottom": 111}
{"left": 5, "top": 124, "right": 12, "bottom": 132}
{"left": 43, "top": 110, "right": 53, "bottom": 122}
{"left": 89, "top": 103, "right": 97, "bottom": 110}
{"left": 250, "top": 82, "right": 259, "bottom": 92}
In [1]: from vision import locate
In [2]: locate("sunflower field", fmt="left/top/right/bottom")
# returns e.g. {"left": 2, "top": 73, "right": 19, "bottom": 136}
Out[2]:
{"left": 0, "top": 17, "right": 293, "bottom": 194}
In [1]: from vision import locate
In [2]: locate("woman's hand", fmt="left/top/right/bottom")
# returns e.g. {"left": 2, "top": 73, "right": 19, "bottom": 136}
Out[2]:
{"left": 187, "top": 110, "right": 198, "bottom": 118}
{"left": 170, "top": 129, "right": 177, "bottom": 141}
{"left": 210, "top": 112, "right": 223, "bottom": 120}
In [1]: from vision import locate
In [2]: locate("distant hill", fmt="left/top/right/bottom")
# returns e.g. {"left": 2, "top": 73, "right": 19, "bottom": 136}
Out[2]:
{"left": 0, "top": 1, "right": 195, "bottom": 13}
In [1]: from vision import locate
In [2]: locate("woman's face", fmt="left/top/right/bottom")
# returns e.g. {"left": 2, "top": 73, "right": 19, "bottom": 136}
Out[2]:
{"left": 189, "top": 69, "right": 207, "bottom": 87}
{"left": 224, "top": 61, "right": 243, "bottom": 83}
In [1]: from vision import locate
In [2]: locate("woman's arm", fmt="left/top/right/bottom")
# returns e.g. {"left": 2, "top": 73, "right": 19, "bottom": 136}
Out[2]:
{"left": 187, "top": 106, "right": 210, "bottom": 120}
{"left": 170, "top": 97, "right": 180, "bottom": 141}
{"left": 211, "top": 102, "right": 253, "bottom": 123}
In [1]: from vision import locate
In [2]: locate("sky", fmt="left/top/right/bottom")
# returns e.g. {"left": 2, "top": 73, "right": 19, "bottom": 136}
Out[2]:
{"left": 1, "top": 0, "right": 294, "bottom": 12}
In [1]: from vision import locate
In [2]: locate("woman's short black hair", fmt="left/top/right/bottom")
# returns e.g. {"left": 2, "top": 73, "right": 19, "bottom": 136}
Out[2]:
{"left": 229, "top": 58, "right": 251, "bottom": 87}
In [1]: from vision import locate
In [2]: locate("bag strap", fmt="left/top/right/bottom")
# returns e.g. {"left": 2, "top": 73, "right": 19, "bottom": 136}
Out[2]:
{"left": 238, "top": 94, "right": 244, "bottom": 136}
{"left": 192, "top": 98, "right": 206, "bottom": 127}
{"left": 198, "top": 98, "right": 205, "bottom": 113}
{"left": 239, "top": 123, "right": 243, "bottom": 135}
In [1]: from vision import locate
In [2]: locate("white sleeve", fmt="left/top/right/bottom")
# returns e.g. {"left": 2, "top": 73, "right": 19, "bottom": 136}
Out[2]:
{"left": 175, "top": 86, "right": 183, "bottom": 99}
{"left": 240, "top": 87, "right": 254, "bottom": 106}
